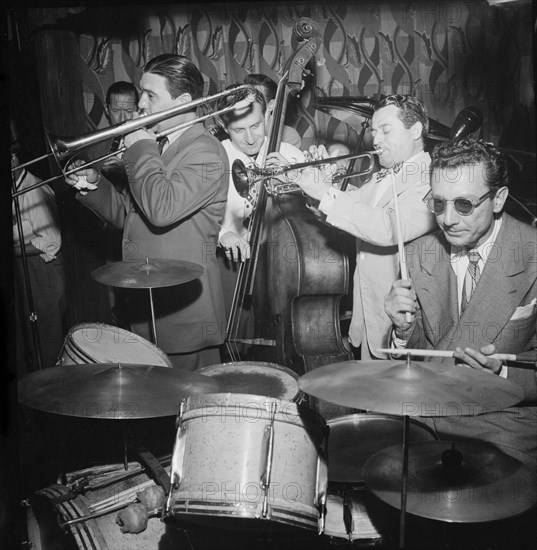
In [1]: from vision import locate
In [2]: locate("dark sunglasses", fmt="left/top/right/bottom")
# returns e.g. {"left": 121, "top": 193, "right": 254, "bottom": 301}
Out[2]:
{"left": 423, "top": 189, "right": 497, "bottom": 216}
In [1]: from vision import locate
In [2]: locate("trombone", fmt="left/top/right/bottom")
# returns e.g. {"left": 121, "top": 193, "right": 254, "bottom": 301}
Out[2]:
{"left": 232, "top": 151, "right": 377, "bottom": 197}
{"left": 12, "top": 85, "right": 252, "bottom": 199}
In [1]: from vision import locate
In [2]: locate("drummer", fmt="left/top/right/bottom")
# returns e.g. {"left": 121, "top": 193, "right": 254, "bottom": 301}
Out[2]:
{"left": 384, "top": 138, "right": 537, "bottom": 470}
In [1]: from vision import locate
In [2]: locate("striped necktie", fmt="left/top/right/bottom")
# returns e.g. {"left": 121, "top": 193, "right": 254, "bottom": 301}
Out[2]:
{"left": 460, "top": 250, "right": 481, "bottom": 315}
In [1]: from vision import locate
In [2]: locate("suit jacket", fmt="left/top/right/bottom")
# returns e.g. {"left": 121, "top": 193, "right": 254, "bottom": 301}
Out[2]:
{"left": 79, "top": 123, "right": 229, "bottom": 354}
{"left": 324, "top": 150, "right": 436, "bottom": 358}
{"left": 406, "top": 214, "right": 537, "bottom": 468}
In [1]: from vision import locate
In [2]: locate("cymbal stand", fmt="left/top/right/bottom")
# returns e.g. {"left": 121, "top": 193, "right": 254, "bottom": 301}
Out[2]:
{"left": 148, "top": 287, "right": 158, "bottom": 345}
{"left": 399, "top": 413, "right": 410, "bottom": 549}
{"left": 12, "top": 172, "right": 43, "bottom": 370}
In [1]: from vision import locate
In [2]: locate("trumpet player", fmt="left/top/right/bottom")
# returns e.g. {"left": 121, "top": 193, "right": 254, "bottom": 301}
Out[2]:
{"left": 64, "top": 54, "right": 229, "bottom": 371}
{"left": 293, "top": 94, "right": 436, "bottom": 360}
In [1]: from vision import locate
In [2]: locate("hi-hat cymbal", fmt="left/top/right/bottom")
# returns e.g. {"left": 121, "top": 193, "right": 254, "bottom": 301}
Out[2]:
{"left": 363, "top": 440, "right": 537, "bottom": 522}
{"left": 298, "top": 360, "right": 523, "bottom": 416}
{"left": 18, "top": 364, "right": 219, "bottom": 419}
{"left": 91, "top": 258, "right": 204, "bottom": 289}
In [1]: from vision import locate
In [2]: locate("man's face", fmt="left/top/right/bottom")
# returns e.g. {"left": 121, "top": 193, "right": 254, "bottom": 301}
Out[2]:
{"left": 106, "top": 92, "right": 137, "bottom": 125}
{"left": 225, "top": 102, "right": 266, "bottom": 157}
{"left": 431, "top": 162, "right": 506, "bottom": 248}
{"left": 138, "top": 72, "right": 188, "bottom": 132}
{"left": 371, "top": 105, "right": 420, "bottom": 168}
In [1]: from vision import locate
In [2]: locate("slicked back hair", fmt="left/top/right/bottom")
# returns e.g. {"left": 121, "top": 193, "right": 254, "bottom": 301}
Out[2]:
{"left": 431, "top": 138, "right": 509, "bottom": 191}
{"left": 143, "top": 54, "right": 204, "bottom": 100}
{"left": 375, "top": 94, "right": 429, "bottom": 142}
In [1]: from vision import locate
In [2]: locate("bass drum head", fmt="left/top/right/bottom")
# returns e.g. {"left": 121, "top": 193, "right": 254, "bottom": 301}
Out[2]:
{"left": 327, "top": 413, "right": 438, "bottom": 483}
{"left": 62, "top": 323, "right": 172, "bottom": 367}
{"left": 198, "top": 361, "right": 299, "bottom": 401}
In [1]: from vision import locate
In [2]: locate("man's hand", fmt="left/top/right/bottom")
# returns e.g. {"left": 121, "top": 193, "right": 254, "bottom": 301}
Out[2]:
{"left": 101, "top": 155, "right": 124, "bottom": 172}
{"left": 453, "top": 344, "right": 503, "bottom": 374}
{"left": 384, "top": 279, "right": 418, "bottom": 338}
{"left": 64, "top": 159, "right": 100, "bottom": 195}
{"left": 219, "top": 231, "right": 250, "bottom": 263}
{"left": 123, "top": 113, "right": 157, "bottom": 148}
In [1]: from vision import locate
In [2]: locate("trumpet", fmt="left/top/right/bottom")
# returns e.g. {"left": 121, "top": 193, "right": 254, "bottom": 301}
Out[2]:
{"left": 12, "top": 85, "right": 252, "bottom": 199}
{"left": 232, "top": 151, "right": 377, "bottom": 197}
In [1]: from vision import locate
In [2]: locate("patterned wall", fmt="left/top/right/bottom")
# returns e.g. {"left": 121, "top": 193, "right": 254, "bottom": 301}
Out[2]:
{"left": 19, "top": 1, "right": 535, "bottom": 152}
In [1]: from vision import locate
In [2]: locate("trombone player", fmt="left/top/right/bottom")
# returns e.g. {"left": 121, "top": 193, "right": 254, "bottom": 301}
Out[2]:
{"left": 65, "top": 54, "right": 229, "bottom": 371}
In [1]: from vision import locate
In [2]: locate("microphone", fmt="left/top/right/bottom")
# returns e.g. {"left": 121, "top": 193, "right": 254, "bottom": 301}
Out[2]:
{"left": 450, "top": 106, "right": 484, "bottom": 140}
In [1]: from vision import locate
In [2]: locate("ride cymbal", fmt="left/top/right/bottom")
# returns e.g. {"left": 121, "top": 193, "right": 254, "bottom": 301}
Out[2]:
{"left": 91, "top": 258, "right": 204, "bottom": 289}
{"left": 363, "top": 440, "right": 537, "bottom": 522}
{"left": 18, "top": 363, "right": 220, "bottom": 419}
{"left": 298, "top": 360, "right": 523, "bottom": 416}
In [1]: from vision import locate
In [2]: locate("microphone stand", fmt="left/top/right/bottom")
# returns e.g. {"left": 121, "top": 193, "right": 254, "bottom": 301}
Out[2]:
{"left": 12, "top": 171, "right": 43, "bottom": 370}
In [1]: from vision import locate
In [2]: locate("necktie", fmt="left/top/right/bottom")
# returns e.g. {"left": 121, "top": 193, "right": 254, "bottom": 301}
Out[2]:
{"left": 157, "top": 137, "right": 168, "bottom": 155}
{"left": 460, "top": 250, "right": 481, "bottom": 315}
{"left": 376, "top": 161, "right": 403, "bottom": 182}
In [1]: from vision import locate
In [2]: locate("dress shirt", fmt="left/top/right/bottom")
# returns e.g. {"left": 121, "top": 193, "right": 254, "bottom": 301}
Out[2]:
{"left": 12, "top": 169, "right": 62, "bottom": 262}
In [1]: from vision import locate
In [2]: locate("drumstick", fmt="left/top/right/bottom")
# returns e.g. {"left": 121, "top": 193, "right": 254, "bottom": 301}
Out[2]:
{"left": 391, "top": 171, "right": 411, "bottom": 323}
{"left": 376, "top": 348, "right": 537, "bottom": 364}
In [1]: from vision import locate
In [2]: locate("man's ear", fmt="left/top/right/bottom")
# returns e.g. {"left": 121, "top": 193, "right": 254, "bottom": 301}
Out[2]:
{"left": 410, "top": 121, "right": 423, "bottom": 140}
{"left": 177, "top": 92, "right": 193, "bottom": 105}
{"left": 493, "top": 186, "right": 509, "bottom": 214}
{"left": 267, "top": 99, "right": 275, "bottom": 114}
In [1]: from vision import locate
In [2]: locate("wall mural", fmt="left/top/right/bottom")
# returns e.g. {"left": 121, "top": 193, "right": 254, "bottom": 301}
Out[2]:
{"left": 60, "top": 1, "right": 533, "bottom": 152}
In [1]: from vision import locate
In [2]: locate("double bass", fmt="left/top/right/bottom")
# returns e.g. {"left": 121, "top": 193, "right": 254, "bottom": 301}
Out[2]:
{"left": 226, "top": 17, "right": 354, "bottom": 379}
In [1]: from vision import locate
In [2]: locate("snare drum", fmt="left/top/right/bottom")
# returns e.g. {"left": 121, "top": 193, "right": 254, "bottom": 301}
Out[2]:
{"left": 197, "top": 361, "right": 300, "bottom": 401}
{"left": 58, "top": 323, "right": 172, "bottom": 368}
{"left": 327, "top": 414, "right": 437, "bottom": 483}
{"left": 167, "top": 393, "right": 327, "bottom": 532}
{"left": 24, "top": 463, "right": 185, "bottom": 550}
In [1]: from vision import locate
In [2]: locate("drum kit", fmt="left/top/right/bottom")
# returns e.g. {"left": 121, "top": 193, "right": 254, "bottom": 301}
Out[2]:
{"left": 17, "top": 259, "right": 536, "bottom": 549}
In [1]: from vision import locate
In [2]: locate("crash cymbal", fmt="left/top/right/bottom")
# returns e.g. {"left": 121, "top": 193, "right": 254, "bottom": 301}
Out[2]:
{"left": 18, "top": 363, "right": 220, "bottom": 419}
{"left": 298, "top": 359, "right": 523, "bottom": 416}
{"left": 91, "top": 258, "right": 204, "bottom": 289}
{"left": 363, "top": 440, "right": 537, "bottom": 522}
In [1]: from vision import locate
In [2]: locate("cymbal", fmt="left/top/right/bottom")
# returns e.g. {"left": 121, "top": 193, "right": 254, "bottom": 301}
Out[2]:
{"left": 363, "top": 440, "right": 537, "bottom": 522}
{"left": 91, "top": 258, "right": 204, "bottom": 289}
{"left": 298, "top": 360, "right": 523, "bottom": 416}
{"left": 18, "top": 363, "right": 220, "bottom": 419}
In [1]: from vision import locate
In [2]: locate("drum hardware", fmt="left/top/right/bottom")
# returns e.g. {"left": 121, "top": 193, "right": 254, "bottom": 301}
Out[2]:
{"left": 377, "top": 347, "right": 537, "bottom": 364}
{"left": 298, "top": 357, "right": 524, "bottom": 416}
{"left": 58, "top": 322, "right": 173, "bottom": 368}
{"left": 363, "top": 440, "right": 537, "bottom": 523}
{"left": 298, "top": 356, "right": 525, "bottom": 548}
{"left": 258, "top": 401, "right": 277, "bottom": 520}
{"left": 91, "top": 258, "right": 205, "bottom": 345}
{"left": 166, "top": 393, "right": 327, "bottom": 531}
{"left": 18, "top": 363, "right": 220, "bottom": 419}
{"left": 197, "top": 361, "right": 301, "bottom": 402}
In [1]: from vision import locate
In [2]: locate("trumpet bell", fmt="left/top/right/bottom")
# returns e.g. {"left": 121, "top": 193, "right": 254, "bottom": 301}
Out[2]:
{"left": 232, "top": 159, "right": 257, "bottom": 198}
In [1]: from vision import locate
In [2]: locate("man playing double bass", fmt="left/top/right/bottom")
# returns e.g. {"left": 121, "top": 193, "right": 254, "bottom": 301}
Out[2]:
{"left": 295, "top": 94, "right": 436, "bottom": 360}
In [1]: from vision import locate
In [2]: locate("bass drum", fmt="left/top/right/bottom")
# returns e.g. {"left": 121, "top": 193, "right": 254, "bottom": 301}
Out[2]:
{"left": 24, "top": 464, "right": 185, "bottom": 550}
{"left": 168, "top": 393, "right": 327, "bottom": 532}
{"left": 58, "top": 323, "right": 172, "bottom": 368}
{"left": 197, "top": 361, "right": 301, "bottom": 402}
{"left": 327, "top": 413, "right": 438, "bottom": 483}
